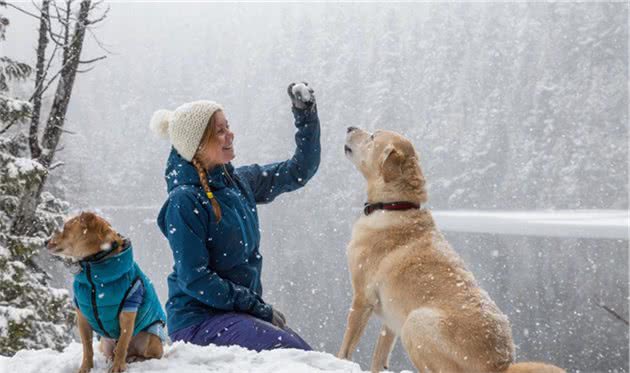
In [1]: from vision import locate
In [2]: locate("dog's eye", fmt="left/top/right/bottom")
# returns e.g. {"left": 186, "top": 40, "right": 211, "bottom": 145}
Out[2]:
{"left": 370, "top": 134, "right": 375, "bottom": 140}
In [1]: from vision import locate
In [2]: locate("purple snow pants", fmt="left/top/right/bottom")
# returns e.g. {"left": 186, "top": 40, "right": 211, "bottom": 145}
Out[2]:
{"left": 169, "top": 313, "right": 312, "bottom": 352}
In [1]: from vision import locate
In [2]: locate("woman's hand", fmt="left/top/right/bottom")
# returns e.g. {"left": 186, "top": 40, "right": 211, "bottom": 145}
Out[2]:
{"left": 271, "top": 307, "right": 287, "bottom": 329}
{"left": 288, "top": 82, "right": 316, "bottom": 110}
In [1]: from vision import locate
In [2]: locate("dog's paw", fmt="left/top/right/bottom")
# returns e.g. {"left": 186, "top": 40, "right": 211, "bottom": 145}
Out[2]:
{"left": 109, "top": 360, "right": 127, "bottom": 373}
{"left": 77, "top": 361, "right": 93, "bottom": 373}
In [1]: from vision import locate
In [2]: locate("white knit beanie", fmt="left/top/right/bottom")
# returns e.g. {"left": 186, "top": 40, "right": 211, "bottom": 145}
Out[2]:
{"left": 149, "top": 100, "right": 224, "bottom": 161}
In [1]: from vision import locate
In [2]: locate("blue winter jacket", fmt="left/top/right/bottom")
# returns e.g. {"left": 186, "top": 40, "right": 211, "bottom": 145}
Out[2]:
{"left": 157, "top": 107, "right": 320, "bottom": 335}
{"left": 73, "top": 243, "right": 166, "bottom": 339}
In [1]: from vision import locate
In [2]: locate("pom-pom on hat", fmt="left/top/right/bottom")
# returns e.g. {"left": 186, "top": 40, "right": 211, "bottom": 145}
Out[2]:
{"left": 149, "top": 100, "right": 224, "bottom": 161}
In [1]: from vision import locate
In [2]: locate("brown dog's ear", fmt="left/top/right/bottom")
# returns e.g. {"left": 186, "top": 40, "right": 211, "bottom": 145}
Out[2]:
{"left": 78, "top": 212, "right": 107, "bottom": 239}
{"left": 381, "top": 145, "right": 404, "bottom": 183}
{"left": 78, "top": 212, "right": 97, "bottom": 228}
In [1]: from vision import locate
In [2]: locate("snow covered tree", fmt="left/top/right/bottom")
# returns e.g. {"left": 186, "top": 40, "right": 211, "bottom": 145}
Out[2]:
{"left": 0, "top": 141, "right": 73, "bottom": 355}
{"left": 0, "top": 9, "right": 31, "bottom": 128}
{"left": 0, "top": 0, "right": 108, "bottom": 356}
{"left": 0, "top": 4, "right": 73, "bottom": 356}
{"left": 10, "top": 0, "right": 108, "bottom": 236}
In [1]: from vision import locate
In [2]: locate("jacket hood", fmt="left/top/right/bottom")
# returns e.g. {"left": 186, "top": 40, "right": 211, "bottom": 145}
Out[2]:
{"left": 164, "top": 147, "right": 235, "bottom": 193}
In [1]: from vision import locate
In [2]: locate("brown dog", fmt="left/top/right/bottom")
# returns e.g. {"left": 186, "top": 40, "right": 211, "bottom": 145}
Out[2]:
{"left": 47, "top": 212, "right": 164, "bottom": 373}
{"left": 338, "top": 127, "right": 564, "bottom": 373}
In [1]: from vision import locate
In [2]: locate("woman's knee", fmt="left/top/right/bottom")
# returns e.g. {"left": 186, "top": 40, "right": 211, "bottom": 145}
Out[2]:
{"left": 277, "top": 328, "right": 312, "bottom": 351}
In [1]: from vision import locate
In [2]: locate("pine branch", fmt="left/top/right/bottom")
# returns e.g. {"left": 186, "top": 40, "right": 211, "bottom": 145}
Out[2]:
{"left": 0, "top": 57, "right": 33, "bottom": 81}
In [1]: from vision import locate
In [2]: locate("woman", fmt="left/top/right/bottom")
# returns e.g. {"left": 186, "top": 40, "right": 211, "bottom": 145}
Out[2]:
{"left": 150, "top": 83, "right": 319, "bottom": 351}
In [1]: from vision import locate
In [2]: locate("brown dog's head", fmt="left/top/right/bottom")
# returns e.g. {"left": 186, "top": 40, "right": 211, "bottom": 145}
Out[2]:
{"left": 344, "top": 127, "right": 427, "bottom": 203}
{"left": 46, "top": 212, "right": 122, "bottom": 260}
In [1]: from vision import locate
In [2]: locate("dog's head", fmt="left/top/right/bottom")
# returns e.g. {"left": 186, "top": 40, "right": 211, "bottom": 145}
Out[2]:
{"left": 344, "top": 127, "right": 427, "bottom": 203}
{"left": 46, "top": 212, "right": 121, "bottom": 260}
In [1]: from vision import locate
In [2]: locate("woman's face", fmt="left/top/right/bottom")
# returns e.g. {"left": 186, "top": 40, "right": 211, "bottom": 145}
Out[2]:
{"left": 198, "top": 110, "right": 235, "bottom": 169}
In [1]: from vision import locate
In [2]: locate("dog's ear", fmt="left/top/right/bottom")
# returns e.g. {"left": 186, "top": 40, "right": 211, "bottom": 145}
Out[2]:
{"left": 381, "top": 144, "right": 404, "bottom": 183}
{"left": 78, "top": 212, "right": 109, "bottom": 240}
{"left": 78, "top": 212, "right": 97, "bottom": 230}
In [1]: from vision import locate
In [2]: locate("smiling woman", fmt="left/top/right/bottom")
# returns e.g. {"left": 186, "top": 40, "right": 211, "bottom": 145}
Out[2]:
{"left": 196, "top": 111, "right": 235, "bottom": 170}
{"left": 149, "top": 83, "right": 321, "bottom": 352}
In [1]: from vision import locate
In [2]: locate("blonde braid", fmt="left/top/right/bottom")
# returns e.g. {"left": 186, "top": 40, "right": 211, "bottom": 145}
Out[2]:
{"left": 192, "top": 157, "right": 222, "bottom": 222}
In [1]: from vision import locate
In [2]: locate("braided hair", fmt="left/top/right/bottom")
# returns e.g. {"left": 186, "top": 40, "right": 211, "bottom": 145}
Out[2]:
{"left": 191, "top": 111, "right": 223, "bottom": 222}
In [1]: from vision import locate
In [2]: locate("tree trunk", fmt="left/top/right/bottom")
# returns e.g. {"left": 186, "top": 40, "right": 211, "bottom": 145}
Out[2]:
{"left": 28, "top": 0, "right": 50, "bottom": 160}
{"left": 38, "top": 0, "right": 90, "bottom": 168}
{"left": 10, "top": 0, "right": 91, "bottom": 237}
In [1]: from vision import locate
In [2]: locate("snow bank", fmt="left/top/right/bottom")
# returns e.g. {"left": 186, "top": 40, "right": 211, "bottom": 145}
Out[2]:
{"left": 0, "top": 341, "right": 382, "bottom": 373}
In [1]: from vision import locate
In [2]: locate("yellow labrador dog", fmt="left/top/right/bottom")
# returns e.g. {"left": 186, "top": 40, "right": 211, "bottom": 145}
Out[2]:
{"left": 338, "top": 127, "right": 564, "bottom": 373}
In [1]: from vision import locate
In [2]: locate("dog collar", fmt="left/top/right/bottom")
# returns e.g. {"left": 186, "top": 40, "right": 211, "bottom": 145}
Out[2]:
{"left": 363, "top": 201, "right": 421, "bottom": 216}
{"left": 80, "top": 238, "right": 129, "bottom": 263}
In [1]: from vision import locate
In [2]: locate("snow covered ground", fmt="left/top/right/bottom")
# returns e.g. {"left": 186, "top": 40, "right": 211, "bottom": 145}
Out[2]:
{"left": 0, "top": 341, "right": 391, "bottom": 373}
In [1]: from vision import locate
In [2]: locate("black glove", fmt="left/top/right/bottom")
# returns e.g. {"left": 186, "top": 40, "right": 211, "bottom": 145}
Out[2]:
{"left": 287, "top": 82, "right": 316, "bottom": 110}
{"left": 270, "top": 307, "right": 287, "bottom": 329}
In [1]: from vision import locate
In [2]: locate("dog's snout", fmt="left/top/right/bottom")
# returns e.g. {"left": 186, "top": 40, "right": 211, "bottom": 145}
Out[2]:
{"left": 347, "top": 126, "right": 358, "bottom": 133}
{"left": 45, "top": 238, "right": 57, "bottom": 251}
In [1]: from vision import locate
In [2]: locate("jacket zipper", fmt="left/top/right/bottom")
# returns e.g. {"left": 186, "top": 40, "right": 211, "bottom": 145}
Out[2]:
{"left": 85, "top": 263, "right": 111, "bottom": 338}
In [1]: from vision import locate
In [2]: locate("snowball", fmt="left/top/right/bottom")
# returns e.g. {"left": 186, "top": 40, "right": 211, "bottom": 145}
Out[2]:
{"left": 291, "top": 83, "right": 312, "bottom": 102}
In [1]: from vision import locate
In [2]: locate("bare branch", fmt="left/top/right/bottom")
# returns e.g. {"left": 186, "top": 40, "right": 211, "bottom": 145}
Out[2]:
{"left": 87, "top": 3, "right": 109, "bottom": 25}
{"left": 89, "top": 0, "right": 104, "bottom": 10}
{"left": 87, "top": 28, "right": 115, "bottom": 55}
{"left": 76, "top": 66, "right": 95, "bottom": 74}
{"left": 46, "top": 24, "right": 65, "bottom": 46}
{"left": 48, "top": 161, "right": 65, "bottom": 171}
{"left": 599, "top": 304, "right": 629, "bottom": 326}
{"left": 79, "top": 55, "right": 106, "bottom": 64}
{"left": 29, "top": 50, "right": 76, "bottom": 103}
{"left": 4, "top": 2, "right": 41, "bottom": 19}
{"left": 0, "top": 117, "right": 19, "bottom": 136}
{"left": 0, "top": 124, "right": 12, "bottom": 136}
{"left": 40, "top": 42, "right": 59, "bottom": 83}
{"left": 29, "top": 0, "right": 41, "bottom": 13}
{"left": 51, "top": 1, "right": 67, "bottom": 27}
{"left": 32, "top": 61, "right": 67, "bottom": 101}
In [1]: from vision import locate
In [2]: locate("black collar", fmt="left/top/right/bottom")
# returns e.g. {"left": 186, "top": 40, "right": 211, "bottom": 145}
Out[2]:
{"left": 363, "top": 201, "right": 421, "bottom": 216}
{"left": 80, "top": 238, "right": 129, "bottom": 263}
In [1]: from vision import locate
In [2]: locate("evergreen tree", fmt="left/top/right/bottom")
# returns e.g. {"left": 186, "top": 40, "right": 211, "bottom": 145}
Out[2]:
{"left": 0, "top": 4, "right": 73, "bottom": 356}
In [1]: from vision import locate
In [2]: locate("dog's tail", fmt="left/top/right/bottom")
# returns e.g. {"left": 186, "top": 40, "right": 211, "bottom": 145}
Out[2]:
{"left": 505, "top": 362, "right": 566, "bottom": 373}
